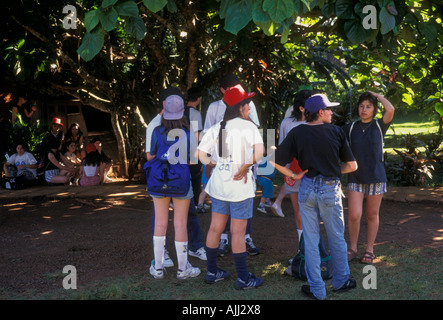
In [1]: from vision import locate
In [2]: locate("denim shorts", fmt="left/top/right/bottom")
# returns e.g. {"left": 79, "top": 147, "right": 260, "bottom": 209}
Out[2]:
{"left": 347, "top": 182, "right": 387, "bottom": 195}
{"left": 211, "top": 197, "right": 253, "bottom": 220}
{"left": 150, "top": 183, "right": 194, "bottom": 200}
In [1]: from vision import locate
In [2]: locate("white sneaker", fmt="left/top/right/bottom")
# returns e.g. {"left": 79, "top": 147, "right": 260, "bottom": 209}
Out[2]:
{"left": 177, "top": 262, "right": 201, "bottom": 280}
{"left": 270, "top": 203, "right": 285, "bottom": 217}
{"left": 150, "top": 261, "right": 165, "bottom": 279}
{"left": 189, "top": 247, "right": 207, "bottom": 261}
{"left": 163, "top": 250, "right": 174, "bottom": 267}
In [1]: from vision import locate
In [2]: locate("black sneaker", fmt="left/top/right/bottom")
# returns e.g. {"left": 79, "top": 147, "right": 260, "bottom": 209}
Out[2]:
{"left": 217, "top": 239, "right": 230, "bottom": 256}
{"left": 246, "top": 237, "right": 260, "bottom": 256}
{"left": 301, "top": 285, "right": 322, "bottom": 300}
{"left": 333, "top": 278, "right": 357, "bottom": 294}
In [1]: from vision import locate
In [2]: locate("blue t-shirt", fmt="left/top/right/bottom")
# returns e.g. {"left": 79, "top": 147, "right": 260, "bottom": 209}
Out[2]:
{"left": 343, "top": 118, "right": 391, "bottom": 184}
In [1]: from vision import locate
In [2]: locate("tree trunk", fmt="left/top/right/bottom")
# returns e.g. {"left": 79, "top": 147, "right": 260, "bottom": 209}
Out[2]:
{"left": 110, "top": 111, "right": 128, "bottom": 177}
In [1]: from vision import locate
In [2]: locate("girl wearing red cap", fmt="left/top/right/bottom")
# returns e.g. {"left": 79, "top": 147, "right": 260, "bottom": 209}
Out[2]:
{"left": 198, "top": 84, "right": 265, "bottom": 289}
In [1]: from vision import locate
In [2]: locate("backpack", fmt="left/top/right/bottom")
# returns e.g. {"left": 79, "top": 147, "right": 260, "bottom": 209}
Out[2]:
{"left": 144, "top": 126, "right": 191, "bottom": 197}
{"left": 291, "top": 233, "right": 331, "bottom": 281}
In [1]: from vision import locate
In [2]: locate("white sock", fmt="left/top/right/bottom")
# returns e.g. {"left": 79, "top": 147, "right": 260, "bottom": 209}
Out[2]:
{"left": 297, "top": 229, "right": 303, "bottom": 242}
{"left": 221, "top": 233, "right": 229, "bottom": 242}
{"left": 175, "top": 241, "right": 188, "bottom": 271}
{"left": 245, "top": 234, "right": 251, "bottom": 240}
{"left": 153, "top": 236, "right": 165, "bottom": 270}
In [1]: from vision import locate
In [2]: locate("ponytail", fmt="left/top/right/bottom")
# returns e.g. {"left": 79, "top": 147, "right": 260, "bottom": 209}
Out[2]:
{"left": 217, "top": 98, "right": 252, "bottom": 157}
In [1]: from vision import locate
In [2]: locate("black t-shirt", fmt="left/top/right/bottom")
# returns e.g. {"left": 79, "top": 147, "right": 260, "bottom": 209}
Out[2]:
{"left": 275, "top": 123, "right": 355, "bottom": 178}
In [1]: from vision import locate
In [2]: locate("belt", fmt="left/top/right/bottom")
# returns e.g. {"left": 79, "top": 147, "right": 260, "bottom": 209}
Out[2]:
{"left": 309, "top": 176, "right": 339, "bottom": 185}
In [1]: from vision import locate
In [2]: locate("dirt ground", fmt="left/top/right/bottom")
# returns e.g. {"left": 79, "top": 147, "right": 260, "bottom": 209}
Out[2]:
{"left": 0, "top": 190, "right": 442, "bottom": 298}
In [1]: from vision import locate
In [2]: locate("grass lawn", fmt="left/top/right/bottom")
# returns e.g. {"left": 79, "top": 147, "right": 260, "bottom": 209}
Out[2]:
{"left": 384, "top": 113, "right": 441, "bottom": 154}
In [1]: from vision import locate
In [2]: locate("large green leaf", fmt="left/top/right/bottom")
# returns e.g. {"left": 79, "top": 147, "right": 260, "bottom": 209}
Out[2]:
{"left": 255, "top": 20, "right": 280, "bottom": 36}
{"left": 77, "top": 28, "right": 105, "bottom": 62}
{"left": 125, "top": 16, "right": 146, "bottom": 40}
{"left": 252, "top": 0, "right": 270, "bottom": 23}
{"left": 143, "top": 0, "right": 168, "bottom": 13}
{"left": 435, "top": 102, "right": 443, "bottom": 117}
{"left": 343, "top": 19, "right": 372, "bottom": 44}
{"left": 263, "top": 0, "right": 294, "bottom": 23}
{"left": 84, "top": 9, "right": 100, "bottom": 32}
{"left": 97, "top": 7, "right": 118, "bottom": 31}
{"left": 379, "top": 7, "right": 395, "bottom": 35}
{"left": 102, "top": 0, "right": 118, "bottom": 8}
{"left": 336, "top": 0, "right": 356, "bottom": 19}
{"left": 115, "top": 1, "right": 139, "bottom": 17}
{"left": 221, "top": 0, "right": 254, "bottom": 35}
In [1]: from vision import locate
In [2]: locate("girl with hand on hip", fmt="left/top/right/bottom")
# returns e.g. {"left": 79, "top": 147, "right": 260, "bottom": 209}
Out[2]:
{"left": 198, "top": 84, "right": 265, "bottom": 290}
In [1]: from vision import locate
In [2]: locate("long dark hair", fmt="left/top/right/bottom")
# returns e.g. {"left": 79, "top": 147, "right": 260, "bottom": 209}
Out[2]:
{"left": 218, "top": 98, "right": 252, "bottom": 157}
{"left": 83, "top": 150, "right": 101, "bottom": 166}
{"left": 65, "top": 123, "right": 83, "bottom": 140}
{"left": 160, "top": 116, "right": 190, "bottom": 134}
{"left": 291, "top": 90, "right": 315, "bottom": 121}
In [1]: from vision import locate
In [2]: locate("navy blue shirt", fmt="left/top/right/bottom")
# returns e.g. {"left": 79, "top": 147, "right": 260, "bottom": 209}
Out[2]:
{"left": 342, "top": 118, "right": 391, "bottom": 184}
{"left": 275, "top": 123, "right": 355, "bottom": 178}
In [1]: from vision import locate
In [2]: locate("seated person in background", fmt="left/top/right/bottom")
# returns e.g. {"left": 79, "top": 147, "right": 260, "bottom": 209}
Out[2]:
{"left": 91, "top": 137, "right": 113, "bottom": 182}
{"left": 62, "top": 141, "right": 81, "bottom": 184}
{"left": 44, "top": 140, "right": 77, "bottom": 185}
{"left": 65, "top": 122, "right": 85, "bottom": 159}
{"left": 3, "top": 142, "right": 37, "bottom": 189}
{"left": 79, "top": 143, "right": 104, "bottom": 186}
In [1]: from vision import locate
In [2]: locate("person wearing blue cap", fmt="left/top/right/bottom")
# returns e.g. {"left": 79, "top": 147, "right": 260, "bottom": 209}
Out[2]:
{"left": 272, "top": 93, "right": 358, "bottom": 300}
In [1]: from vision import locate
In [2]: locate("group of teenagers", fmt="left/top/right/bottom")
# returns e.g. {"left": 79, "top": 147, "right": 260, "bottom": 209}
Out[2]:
{"left": 145, "top": 73, "right": 395, "bottom": 299}
{"left": 3, "top": 118, "right": 113, "bottom": 189}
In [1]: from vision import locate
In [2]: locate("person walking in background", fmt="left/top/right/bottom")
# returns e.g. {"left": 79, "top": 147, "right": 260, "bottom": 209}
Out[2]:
{"left": 272, "top": 93, "right": 358, "bottom": 300}
{"left": 343, "top": 91, "right": 395, "bottom": 264}
{"left": 256, "top": 155, "right": 276, "bottom": 214}
{"left": 273, "top": 90, "right": 314, "bottom": 233}
{"left": 198, "top": 84, "right": 265, "bottom": 289}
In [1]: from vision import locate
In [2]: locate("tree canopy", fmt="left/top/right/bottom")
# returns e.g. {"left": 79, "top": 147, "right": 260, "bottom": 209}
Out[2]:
{"left": 1, "top": 0, "right": 442, "bottom": 176}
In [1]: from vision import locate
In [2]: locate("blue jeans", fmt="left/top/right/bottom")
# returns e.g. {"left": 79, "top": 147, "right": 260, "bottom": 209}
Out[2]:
{"left": 298, "top": 176, "right": 350, "bottom": 299}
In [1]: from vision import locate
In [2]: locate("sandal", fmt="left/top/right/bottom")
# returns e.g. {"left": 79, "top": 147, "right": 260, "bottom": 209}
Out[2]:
{"left": 361, "top": 251, "right": 375, "bottom": 264}
{"left": 347, "top": 249, "right": 358, "bottom": 261}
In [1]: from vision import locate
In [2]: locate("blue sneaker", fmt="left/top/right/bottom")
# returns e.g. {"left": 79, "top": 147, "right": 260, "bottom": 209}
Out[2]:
{"left": 234, "top": 273, "right": 263, "bottom": 290}
{"left": 205, "top": 268, "right": 230, "bottom": 284}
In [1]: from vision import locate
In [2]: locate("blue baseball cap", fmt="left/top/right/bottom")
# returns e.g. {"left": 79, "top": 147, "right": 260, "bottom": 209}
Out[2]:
{"left": 305, "top": 94, "right": 340, "bottom": 113}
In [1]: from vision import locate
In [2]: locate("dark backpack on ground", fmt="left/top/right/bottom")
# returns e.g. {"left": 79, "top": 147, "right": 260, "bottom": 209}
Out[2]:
{"left": 291, "top": 232, "right": 331, "bottom": 281}
{"left": 144, "top": 126, "right": 191, "bottom": 197}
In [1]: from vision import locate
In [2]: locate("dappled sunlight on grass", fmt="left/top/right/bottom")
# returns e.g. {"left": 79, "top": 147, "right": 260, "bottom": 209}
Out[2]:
{"left": 262, "top": 262, "right": 285, "bottom": 276}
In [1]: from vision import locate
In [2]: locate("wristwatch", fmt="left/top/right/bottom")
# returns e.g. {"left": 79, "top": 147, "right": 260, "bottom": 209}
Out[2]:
{"left": 290, "top": 172, "right": 295, "bottom": 179}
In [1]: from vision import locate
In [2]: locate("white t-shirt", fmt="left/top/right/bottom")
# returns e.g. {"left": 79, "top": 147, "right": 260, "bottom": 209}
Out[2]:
{"left": 198, "top": 118, "right": 263, "bottom": 202}
{"left": 203, "top": 99, "right": 260, "bottom": 132}
{"left": 145, "top": 114, "right": 162, "bottom": 152}
{"left": 83, "top": 165, "right": 98, "bottom": 177}
{"left": 8, "top": 152, "right": 37, "bottom": 177}
{"left": 278, "top": 117, "right": 306, "bottom": 145}
{"left": 188, "top": 107, "right": 203, "bottom": 134}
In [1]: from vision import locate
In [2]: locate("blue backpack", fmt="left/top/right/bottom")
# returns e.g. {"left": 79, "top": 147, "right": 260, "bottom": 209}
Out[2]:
{"left": 144, "top": 126, "right": 191, "bottom": 197}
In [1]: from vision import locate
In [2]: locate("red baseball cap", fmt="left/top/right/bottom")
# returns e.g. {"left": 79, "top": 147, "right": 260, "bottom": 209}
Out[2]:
{"left": 52, "top": 117, "right": 63, "bottom": 126}
{"left": 223, "top": 84, "right": 255, "bottom": 107}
